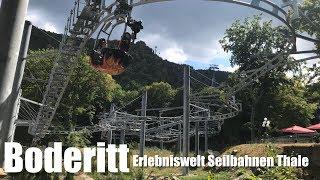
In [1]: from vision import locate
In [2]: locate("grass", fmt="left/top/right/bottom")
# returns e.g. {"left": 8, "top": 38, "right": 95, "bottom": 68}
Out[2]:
{"left": 223, "top": 143, "right": 319, "bottom": 157}
{"left": 223, "top": 143, "right": 281, "bottom": 157}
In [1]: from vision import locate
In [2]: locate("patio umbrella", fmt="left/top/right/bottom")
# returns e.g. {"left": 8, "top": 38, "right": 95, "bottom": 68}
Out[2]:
{"left": 281, "top": 125, "right": 316, "bottom": 134}
{"left": 307, "top": 123, "right": 320, "bottom": 130}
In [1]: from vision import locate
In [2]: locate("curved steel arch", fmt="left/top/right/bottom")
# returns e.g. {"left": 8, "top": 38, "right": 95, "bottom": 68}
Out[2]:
{"left": 30, "top": 0, "right": 319, "bottom": 141}
{"left": 93, "top": 0, "right": 318, "bottom": 52}
{"left": 131, "top": 0, "right": 318, "bottom": 43}
{"left": 132, "top": 0, "right": 289, "bottom": 26}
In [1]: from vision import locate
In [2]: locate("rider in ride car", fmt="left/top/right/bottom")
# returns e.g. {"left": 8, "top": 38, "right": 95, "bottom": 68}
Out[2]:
{"left": 90, "top": 38, "right": 107, "bottom": 66}
{"left": 127, "top": 20, "right": 143, "bottom": 40}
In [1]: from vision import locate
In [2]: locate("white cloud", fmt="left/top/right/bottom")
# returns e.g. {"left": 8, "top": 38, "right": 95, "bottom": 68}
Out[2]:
{"left": 140, "top": 32, "right": 230, "bottom": 64}
{"left": 296, "top": 37, "right": 316, "bottom": 52}
{"left": 44, "top": 23, "right": 57, "bottom": 32}
{"left": 27, "top": 11, "right": 41, "bottom": 25}
{"left": 182, "top": 39, "right": 230, "bottom": 63}
{"left": 161, "top": 47, "right": 188, "bottom": 63}
{"left": 27, "top": 9, "right": 59, "bottom": 33}
{"left": 140, "top": 33, "right": 188, "bottom": 63}
{"left": 293, "top": 38, "right": 319, "bottom": 67}
{"left": 218, "top": 65, "right": 239, "bottom": 72}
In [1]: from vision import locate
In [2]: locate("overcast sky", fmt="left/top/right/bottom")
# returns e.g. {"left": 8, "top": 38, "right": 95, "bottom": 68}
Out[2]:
{"left": 1, "top": 0, "right": 317, "bottom": 71}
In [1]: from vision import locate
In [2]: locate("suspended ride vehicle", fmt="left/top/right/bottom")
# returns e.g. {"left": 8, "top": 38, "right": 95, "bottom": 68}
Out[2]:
{"left": 89, "top": 0, "right": 143, "bottom": 75}
{"left": 90, "top": 34, "right": 133, "bottom": 75}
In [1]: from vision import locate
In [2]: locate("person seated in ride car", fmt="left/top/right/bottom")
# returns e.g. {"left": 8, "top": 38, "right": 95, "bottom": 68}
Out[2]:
{"left": 90, "top": 38, "right": 107, "bottom": 66}
{"left": 119, "top": 32, "right": 131, "bottom": 52}
{"left": 127, "top": 20, "right": 143, "bottom": 40}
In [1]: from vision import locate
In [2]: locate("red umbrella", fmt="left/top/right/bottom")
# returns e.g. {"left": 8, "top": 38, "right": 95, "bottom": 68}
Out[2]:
{"left": 281, "top": 125, "right": 317, "bottom": 134}
{"left": 307, "top": 123, "right": 320, "bottom": 130}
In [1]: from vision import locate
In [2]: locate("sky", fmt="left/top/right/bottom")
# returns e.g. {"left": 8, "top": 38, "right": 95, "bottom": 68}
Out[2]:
{"left": 1, "top": 0, "right": 318, "bottom": 71}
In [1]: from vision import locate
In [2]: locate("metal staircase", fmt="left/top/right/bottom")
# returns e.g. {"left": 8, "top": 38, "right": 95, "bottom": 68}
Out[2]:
{"left": 29, "top": 0, "right": 106, "bottom": 140}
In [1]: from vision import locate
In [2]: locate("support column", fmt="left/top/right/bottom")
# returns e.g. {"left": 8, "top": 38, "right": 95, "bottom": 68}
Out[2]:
{"left": 105, "top": 103, "right": 115, "bottom": 144}
{"left": 160, "top": 139, "right": 164, "bottom": 149}
{"left": 159, "top": 112, "right": 164, "bottom": 149}
{"left": 139, "top": 91, "right": 147, "bottom": 157}
{"left": 9, "top": 125, "right": 17, "bottom": 142}
{"left": 0, "top": 0, "right": 30, "bottom": 167}
{"left": 195, "top": 121, "right": 199, "bottom": 155}
{"left": 204, "top": 111, "right": 209, "bottom": 152}
{"left": 110, "top": 103, "right": 116, "bottom": 116}
{"left": 182, "top": 66, "right": 190, "bottom": 175}
{"left": 8, "top": 21, "right": 33, "bottom": 142}
{"left": 107, "top": 130, "right": 113, "bottom": 144}
{"left": 250, "top": 105, "right": 255, "bottom": 142}
{"left": 120, "top": 130, "right": 125, "bottom": 144}
{"left": 178, "top": 122, "right": 182, "bottom": 155}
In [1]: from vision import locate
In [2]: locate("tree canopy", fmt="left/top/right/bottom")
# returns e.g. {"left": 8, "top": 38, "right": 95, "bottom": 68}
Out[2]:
{"left": 219, "top": 15, "right": 317, "bottom": 141}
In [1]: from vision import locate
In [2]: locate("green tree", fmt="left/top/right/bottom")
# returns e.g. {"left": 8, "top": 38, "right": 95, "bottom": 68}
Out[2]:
{"left": 306, "top": 81, "right": 320, "bottom": 123}
{"left": 292, "top": 0, "right": 320, "bottom": 84}
{"left": 292, "top": 0, "right": 320, "bottom": 124}
{"left": 64, "top": 130, "right": 92, "bottom": 148}
{"left": 22, "top": 49, "right": 57, "bottom": 102}
{"left": 145, "top": 82, "right": 177, "bottom": 108}
{"left": 220, "top": 15, "right": 294, "bottom": 70}
{"left": 219, "top": 15, "right": 302, "bottom": 140}
{"left": 57, "top": 54, "right": 122, "bottom": 128}
{"left": 293, "top": 0, "right": 320, "bottom": 50}
{"left": 21, "top": 49, "right": 124, "bottom": 145}
{"left": 269, "top": 81, "right": 317, "bottom": 127}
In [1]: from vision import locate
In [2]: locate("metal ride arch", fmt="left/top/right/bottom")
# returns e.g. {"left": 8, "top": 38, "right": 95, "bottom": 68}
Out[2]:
{"left": 25, "top": 0, "right": 319, "bottom": 144}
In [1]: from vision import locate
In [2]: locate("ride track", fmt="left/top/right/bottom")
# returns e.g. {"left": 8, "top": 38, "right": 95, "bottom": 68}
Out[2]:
{"left": 16, "top": 0, "right": 319, "bottom": 144}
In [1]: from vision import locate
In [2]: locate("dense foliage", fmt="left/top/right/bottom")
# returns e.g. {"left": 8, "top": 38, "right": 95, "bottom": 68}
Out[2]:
{"left": 217, "top": 15, "right": 318, "bottom": 144}
{"left": 294, "top": 0, "right": 320, "bottom": 50}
